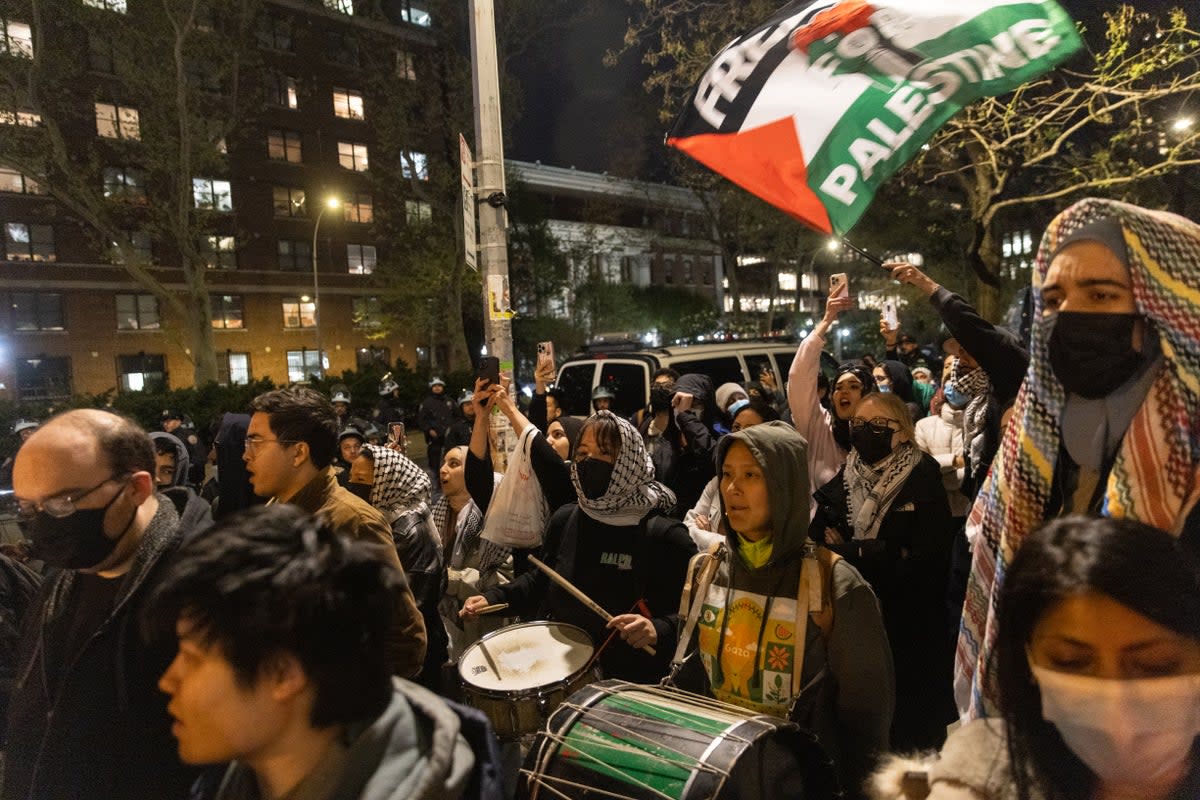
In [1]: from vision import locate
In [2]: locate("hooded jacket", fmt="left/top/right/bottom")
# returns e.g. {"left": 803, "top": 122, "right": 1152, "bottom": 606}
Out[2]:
{"left": 653, "top": 372, "right": 717, "bottom": 515}
{"left": 149, "top": 431, "right": 191, "bottom": 487}
{"left": 681, "top": 422, "right": 894, "bottom": 796}
{"left": 193, "top": 679, "right": 478, "bottom": 800}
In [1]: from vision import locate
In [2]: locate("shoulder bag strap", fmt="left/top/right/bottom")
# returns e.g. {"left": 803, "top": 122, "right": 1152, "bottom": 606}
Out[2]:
{"left": 668, "top": 542, "right": 723, "bottom": 682}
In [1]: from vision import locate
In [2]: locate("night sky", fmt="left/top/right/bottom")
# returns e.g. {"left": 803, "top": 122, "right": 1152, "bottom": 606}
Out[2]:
{"left": 507, "top": 0, "right": 1186, "bottom": 177}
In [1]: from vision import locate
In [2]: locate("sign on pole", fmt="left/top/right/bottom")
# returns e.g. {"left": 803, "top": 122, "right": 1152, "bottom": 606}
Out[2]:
{"left": 460, "top": 133, "right": 477, "bottom": 271}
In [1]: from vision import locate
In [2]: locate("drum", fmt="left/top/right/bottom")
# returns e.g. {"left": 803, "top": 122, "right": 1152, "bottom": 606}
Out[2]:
{"left": 458, "top": 621, "right": 596, "bottom": 741}
{"left": 521, "top": 680, "right": 836, "bottom": 800}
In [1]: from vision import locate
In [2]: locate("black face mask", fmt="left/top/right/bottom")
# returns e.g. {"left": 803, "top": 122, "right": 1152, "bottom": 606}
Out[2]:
{"left": 1048, "top": 312, "right": 1147, "bottom": 399}
{"left": 346, "top": 482, "right": 373, "bottom": 503}
{"left": 850, "top": 425, "right": 895, "bottom": 464}
{"left": 649, "top": 385, "right": 674, "bottom": 412}
{"left": 575, "top": 458, "right": 614, "bottom": 500}
{"left": 20, "top": 485, "right": 130, "bottom": 570}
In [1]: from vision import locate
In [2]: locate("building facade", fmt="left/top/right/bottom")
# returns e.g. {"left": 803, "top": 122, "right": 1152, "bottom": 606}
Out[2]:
{"left": 0, "top": 0, "right": 434, "bottom": 401}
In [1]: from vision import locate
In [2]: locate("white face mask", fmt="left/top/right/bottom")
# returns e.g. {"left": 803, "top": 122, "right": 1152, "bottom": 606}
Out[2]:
{"left": 1030, "top": 663, "right": 1200, "bottom": 786}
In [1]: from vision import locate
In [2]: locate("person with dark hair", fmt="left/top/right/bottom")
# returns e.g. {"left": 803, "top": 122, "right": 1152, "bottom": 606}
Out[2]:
{"left": 211, "top": 412, "right": 263, "bottom": 521}
{"left": 956, "top": 199, "right": 1200, "bottom": 718}
{"left": 333, "top": 427, "right": 364, "bottom": 487}
{"left": 161, "top": 409, "right": 208, "bottom": 487}
{"left": 872, "top": 360, "right": 924, "bottom": 422}
{"left": 149, "top": 432, "right": 214, "bottom": 537}
{"left": 811, "top": 392, "right": 955, "bottom": 750}
{"left": 461, "top": 411, "right": 695, "bottom": 683}
{"left": 789, "top": 295, "right": 878, "bottom": 495}
{"left": 348, "top": 445, "right": 448, "bottom": 692}
{"left": 870, "top": 515, "right": 1200, "bottom": 800}
{"left": 151, "top": 505, "right": 484, "bottom": 800}
{"left": 245, "top": 387, "right": 427, "bottom": 679}
{"left": 5, "top": 410, "right": 200, "bottom": 800}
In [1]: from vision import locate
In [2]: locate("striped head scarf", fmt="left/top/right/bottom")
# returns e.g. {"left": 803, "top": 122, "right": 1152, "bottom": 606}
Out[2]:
{"left": 571, "top": 410, "right": 676, "bottom": 525}
{"left": 362, "top": 444, "right": 430, "bottom": 515}
{"left": 956, "top": 198, "right": 1200, "bottom": 719}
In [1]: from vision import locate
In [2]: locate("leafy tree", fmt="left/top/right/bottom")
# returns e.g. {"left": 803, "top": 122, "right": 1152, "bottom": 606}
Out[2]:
{"left": 0, "top": 0, "right": 261, "bottom": 385}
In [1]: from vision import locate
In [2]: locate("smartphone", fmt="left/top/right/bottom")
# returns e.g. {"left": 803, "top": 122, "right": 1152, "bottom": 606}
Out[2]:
{"left": 537, "top": 340, "right": 555, "bottom": 365}
{"left": 882, "top": 299, "right": 900, "bottom": 330}
{"left": 477, "top": 355, "right": 500, "bottom": 386}
{"left": 829, "top": 273, "right": 848, "bottom": 298}
{"left": 388, "top": 422, "right": 406, "bottom": 451}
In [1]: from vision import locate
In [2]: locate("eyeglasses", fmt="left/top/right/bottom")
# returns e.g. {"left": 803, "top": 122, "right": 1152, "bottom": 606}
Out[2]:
{"left": 243, "top": 435, "right": 299, "bottom": 456}
{"left": 16, "top": 474, "right": 125, "bottom": 520}
{"left": 848, "top": 416, "right": 899, "bottom": 435}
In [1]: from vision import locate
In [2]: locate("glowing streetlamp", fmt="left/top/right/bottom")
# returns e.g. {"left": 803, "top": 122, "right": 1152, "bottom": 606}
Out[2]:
{"left": 311, "top": 195, "right": 341, "bottom": 378}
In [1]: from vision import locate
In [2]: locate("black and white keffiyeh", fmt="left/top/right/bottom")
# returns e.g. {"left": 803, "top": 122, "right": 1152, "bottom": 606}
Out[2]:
{"left": 845, "top": 440, "right": 921, "bottom": 540}
{"left": 431, "top": 472, "right": 509, "bottom": 573}
{"left": 571, "top": 410, "right": 676, "bottom": 525}
{"left": 363, "top": 444, "right": 430, "bottom": 516}
{"left": 948, "top": 360, "right": 991, "bottom": 478}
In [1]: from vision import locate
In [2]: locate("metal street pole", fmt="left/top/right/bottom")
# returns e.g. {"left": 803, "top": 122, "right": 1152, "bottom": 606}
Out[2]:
{"left": 311, "top": 196, "right": 340, "bottom": 380}
{"left": 469, "top": 0, "right": 516, "bottom": 468}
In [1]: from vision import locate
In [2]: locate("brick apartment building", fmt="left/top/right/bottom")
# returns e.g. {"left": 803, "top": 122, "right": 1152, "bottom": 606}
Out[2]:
{"left": 0, "top": 0, "right": 435, "bottom": 401}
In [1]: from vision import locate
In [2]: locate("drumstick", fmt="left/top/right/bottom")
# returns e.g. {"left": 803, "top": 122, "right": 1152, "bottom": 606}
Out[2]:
{"left": 476, "top": 602, "right": 509, "bottom": 615}
{"left": 527, "top": 555, "right": 656, "bottom": 656}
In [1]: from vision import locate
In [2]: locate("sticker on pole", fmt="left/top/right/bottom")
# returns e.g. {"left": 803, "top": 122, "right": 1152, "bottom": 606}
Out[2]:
{"left": 487, "top": 274, "right": 514, "bottom": 320}
{"left": 460, "top": 133, "right": 478, "bottom": 271}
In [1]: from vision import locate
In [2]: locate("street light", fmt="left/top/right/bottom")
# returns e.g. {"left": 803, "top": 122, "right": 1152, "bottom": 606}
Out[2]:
{"left": 311, "top": 195, "right": 341, "bottom": 379}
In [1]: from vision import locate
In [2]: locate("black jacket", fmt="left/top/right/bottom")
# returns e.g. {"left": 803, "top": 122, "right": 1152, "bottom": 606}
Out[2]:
{"left": 3, "top": 498, "right": 198, "bottom": 800}
{"left": 641, "top": 373, "right": 717, "bottom": 517}
{"left": 390, "top": 508, "right": 448, "bottom": 691}
{"left": 483, "top": 504, "right": 695, "bottom": 683}
{"left": 417, "top": 393, "right": 455, "bottom": 440}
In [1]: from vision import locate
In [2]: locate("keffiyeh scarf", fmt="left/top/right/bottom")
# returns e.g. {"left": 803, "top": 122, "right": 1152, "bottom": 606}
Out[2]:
{"left": 948, "top": 360, "right": 991, "bottom": 482}
{"left": 845, "top": 440, "right": 921, "bottom": 540}
{"left": 571, "top": 410, "right": 676, "bottom": 525}
{"left": 431, "top": 473, "right": 509, "bottom": 573}
{"left": 957, "top": 199, "right": 1200, "bottom": 720}
{"left": 363, "top": 444, "right": 430, "bottom": 517}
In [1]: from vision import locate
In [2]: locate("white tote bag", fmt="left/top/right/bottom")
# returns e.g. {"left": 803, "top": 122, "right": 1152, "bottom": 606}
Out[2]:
{"left": 481, "top": 426, "right": 550, "bottom": 548}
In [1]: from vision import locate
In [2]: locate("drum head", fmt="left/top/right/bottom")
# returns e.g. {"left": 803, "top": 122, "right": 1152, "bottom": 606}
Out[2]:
{"left": 458, "top": 621, "right": 594, "bottom": 692}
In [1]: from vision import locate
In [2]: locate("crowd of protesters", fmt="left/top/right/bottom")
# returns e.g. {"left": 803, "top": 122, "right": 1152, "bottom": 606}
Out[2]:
{"left": 0, "top": 199, "right": 1198, "bottom": 800}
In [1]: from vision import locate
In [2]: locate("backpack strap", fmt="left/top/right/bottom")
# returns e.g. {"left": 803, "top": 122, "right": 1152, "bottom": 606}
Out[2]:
{"left": 789, "top": 543, "right": 840, "bottom": 705}
{"left": 668, "top": 542, "right": 724, "bottom": 683}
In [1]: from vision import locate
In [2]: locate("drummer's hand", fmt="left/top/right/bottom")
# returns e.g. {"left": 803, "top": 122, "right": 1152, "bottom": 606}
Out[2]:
{"left": 608, "top": 614, "right": 657, "bottom": 651}
{"left": 459, "top": 595, "right": 490, "bottom": 619}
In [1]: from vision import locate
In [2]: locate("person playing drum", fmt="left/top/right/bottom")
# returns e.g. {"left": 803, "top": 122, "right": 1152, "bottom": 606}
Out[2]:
{"left": 462, "top": 411, "right": 696, "bottom": 683}
{"left": 673, "top": 421, "right": 895, "bottom": 798}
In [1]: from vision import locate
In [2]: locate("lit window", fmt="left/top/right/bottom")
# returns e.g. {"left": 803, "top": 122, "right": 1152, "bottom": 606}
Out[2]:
{"left": 346, "top": 243, "right": 376, "bottom": 274}
{"left": 211, "top": 294, "right": 244, "bottom": 329}
{"left": 0, "top": 168, "right": 41, "bottom": 194}
{"left": 117, "top": 353, "right": 165, "bottom": 392}
{"left": 10, "top": 293, "right": 64, "bottom": 331}
{"left": 286, "top": 349, "right": 322, "bottom": 382}
{"left": 83, "top": 0, "right": 127, "bottom": 12}
{"left": 282, "top": 297, "right": 316, "bottom": 329}
{"left": 352, "top": 296, "right": 383, "bottom": 330}
{"left": 332, "top": 88, "right": 364, "bottom": 120}
{"left": 277, "top": 239, "right": 311, "bottom": 271}
{"left": 401, "top": 150, "right": 428, "bottom": 180}
{"left": 192, "top": 177, "right": 233, "bottom": 211}
{"left": 95, "top": 102, "right": 140, "bottom": 140}
{"left": 103, "top": 166, "right": 146, "bottom": 201}
{"left": 337, "top": 141, "right": 369, "bottom": 171}
{"left": 400, "top": 3, "right": 431, "bottom": 27}
{"left": 218, "top": 352, "right": 251, "bottom": 385}
{"left": 3, "top": 223, "right": 54, "bottom": 262}
{"left": 395, "top": 50, "right": 416, "bottom": 80}
{"left": 199, "top": 235, "right": 237, "bottom": 269}
{"left": 0, "top": 90, "right": 41, "bottom": 126}
{"left": 267, "top": 73, "right": 298, "bottom": 109}
{"left": 344, "top": 193, "right": 373, "bottom": 223}
{"left": 405, "top": 200, "right": 431, "bottom": 226}
{"left": 267, "top": 129, "right": 303, "bottom": 163}
{"left": 115, "top": 293, "right": 160, "bottom": 330}
{"left": 1, "top": 20, "right": 33, "bottom": 58}
{"left": 273, "top": 187, "right": 306, "bottom": 217}
{"left": 323, "top": 0, "right": 353, "bottom": 14}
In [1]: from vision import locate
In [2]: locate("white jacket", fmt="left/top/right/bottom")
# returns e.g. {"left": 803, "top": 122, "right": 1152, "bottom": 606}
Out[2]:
{"left": 914, "top": 404, "right": 971, "bottom": 518}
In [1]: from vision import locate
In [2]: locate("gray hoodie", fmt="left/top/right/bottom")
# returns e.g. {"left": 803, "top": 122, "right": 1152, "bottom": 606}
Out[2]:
{"left": 692, "top": 421, "right": 895, "bottom": 796}
{"left": 149, "top": 431, "right": 191, "bottom": 487}
{"left": 204, "top": 678, "right": 475, "bottom": 800}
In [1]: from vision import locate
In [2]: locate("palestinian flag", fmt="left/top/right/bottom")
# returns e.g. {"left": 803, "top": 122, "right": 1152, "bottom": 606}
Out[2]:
{"left": 667, "top": 0, "right": 1081, "bottom": 235}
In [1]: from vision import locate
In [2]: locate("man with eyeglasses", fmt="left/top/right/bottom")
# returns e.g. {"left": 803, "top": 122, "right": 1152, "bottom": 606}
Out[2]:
{"left": 245, "top": 387, "right": 427, "bottom": 679}
{"left": 4, "top": 409, "right": 198, "bottom": 800}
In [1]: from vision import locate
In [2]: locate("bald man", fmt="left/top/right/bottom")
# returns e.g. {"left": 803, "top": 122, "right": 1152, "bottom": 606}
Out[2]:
{"left": 4, "top": 409, "right": 197, "bottom": 800}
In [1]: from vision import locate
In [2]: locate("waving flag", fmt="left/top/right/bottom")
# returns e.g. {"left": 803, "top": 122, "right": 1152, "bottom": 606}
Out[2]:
{"left": 667, "top": 0, "right": 1081, "bottom": 235}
